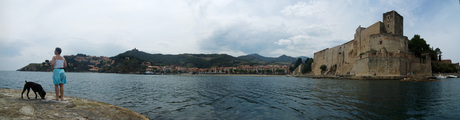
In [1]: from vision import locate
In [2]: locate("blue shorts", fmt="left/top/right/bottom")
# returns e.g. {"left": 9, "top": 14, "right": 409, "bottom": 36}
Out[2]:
{"left": 53, "top": 69, "right": 67, "bottom": 85}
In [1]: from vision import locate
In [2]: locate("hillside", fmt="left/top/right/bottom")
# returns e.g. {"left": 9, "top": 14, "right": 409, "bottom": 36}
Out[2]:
{"left": 19, "top": 48, "right": 309, "bottom": 73}
{"left": 237, "top": 53, "right": 308, "bottom": 63}
{"left": 111, "top": 49, "right": 306, "bottom": 68}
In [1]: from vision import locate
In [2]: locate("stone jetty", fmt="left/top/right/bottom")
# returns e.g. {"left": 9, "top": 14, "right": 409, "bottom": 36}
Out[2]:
{"left": 0, "top": 89, "right": 149, "bottom": 120}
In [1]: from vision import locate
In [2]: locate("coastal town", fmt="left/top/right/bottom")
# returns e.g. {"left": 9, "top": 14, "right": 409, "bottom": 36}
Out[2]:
{"left": 143, "top": 62, "right": 291, "bottom": 75}
{"left": 65, "top": 54, "right": 114, "bottom": 72}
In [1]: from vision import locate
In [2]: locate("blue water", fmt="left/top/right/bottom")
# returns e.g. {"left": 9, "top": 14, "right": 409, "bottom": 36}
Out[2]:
{"left": 1, "top": 71, "right": 460, "bottom": 119}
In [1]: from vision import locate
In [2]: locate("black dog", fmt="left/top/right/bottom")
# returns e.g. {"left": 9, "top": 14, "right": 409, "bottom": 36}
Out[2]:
{"left": 21, "top": 81, "right": 46, "bottom": 99}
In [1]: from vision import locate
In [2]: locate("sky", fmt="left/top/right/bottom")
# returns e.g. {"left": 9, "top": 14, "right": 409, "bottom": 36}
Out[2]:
{"left": 1, "top": 0, "right": 459, "bottom": 71}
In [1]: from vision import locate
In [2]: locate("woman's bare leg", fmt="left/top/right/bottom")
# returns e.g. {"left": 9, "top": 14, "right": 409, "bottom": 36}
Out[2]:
{"left": 54, "top": 84, "right": 59, "bottom": 100}
{"left": 59, "top": 84, "right": 65, "bottom": 101}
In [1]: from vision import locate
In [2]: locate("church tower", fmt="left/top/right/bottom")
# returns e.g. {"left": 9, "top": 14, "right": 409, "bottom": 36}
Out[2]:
{"left": 383, "top": 10, "right": 403, "bottom": 35}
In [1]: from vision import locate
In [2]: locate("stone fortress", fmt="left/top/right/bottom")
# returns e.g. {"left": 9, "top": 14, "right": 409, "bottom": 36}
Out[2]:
{"left": 311, "top": 10, "right": 432, "bottom": 78}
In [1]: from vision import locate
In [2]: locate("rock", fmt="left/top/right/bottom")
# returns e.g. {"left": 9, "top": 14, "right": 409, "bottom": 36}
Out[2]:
{"left": 75, "top": 117, "right": 88, "bottom": 120}
{"left": 66, "top": 103, "right": 77, "bottom": 108}
{"left": 0, "top": 89, "right": 149, "bottom": 120}
{"left": 19, "top": 105, "right": 35, "bottom": 116}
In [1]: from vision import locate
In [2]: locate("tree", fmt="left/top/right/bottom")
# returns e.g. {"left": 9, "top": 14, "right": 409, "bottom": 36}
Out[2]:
{"left": 408, "top": 34, "right": 430, "bottom": 57}
{"left": 435, "top": 48, "right": 442, "bottom": 61}
{"left": 432, "top": 61, "right": 458, "bottom": 73}
{"left": 320, "top": 65, "right": 327, "bottom": 71}
{"left": 302, "top": 58, "right": 314, "bottom": 74}
{"left": 290, "top": 58, "right": 303, "bottom": 71}
{"left": 408, "top": 35, "right": 441, "bottom": 61}
{"left": 45, "top": 60, "right": 50, "bottom": 66}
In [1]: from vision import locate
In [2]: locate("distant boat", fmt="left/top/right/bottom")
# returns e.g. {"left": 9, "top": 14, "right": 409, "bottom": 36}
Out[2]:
{"left": 447, "top": 75, "right": 458, "bottom": 78}
{"left": 436, "top": 74, "right": 446, "bottom": 79}
{"left": 144, "top": 71, "right": 154, "bottom": 74}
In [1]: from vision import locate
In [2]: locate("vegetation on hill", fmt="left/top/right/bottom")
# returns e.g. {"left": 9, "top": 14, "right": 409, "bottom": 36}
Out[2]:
{"left": 17, "top": 63, "right": 50, "bottom": 71}
{"left": 112, "top": 49, "right": 304, "bottom": 68}
{"left": 101, "top": 54, "right": 147, "bottom": 74}
{"left": 237, "top": 54, "right": 307, "bottom": 63}
{"left": 19, "top": 48, "right": 308, "bottom": 74}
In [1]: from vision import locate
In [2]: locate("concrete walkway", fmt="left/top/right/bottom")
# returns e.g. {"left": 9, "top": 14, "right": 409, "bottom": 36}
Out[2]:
{"left": 0, "top": 89, "right": 149, "bottom": 120}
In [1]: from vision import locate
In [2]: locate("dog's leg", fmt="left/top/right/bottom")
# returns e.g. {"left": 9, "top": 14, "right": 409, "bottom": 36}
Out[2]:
{"left": 34, "top": 91, "right": 38, "bottom": 99}
{"left": 26, "top": 88, "right": 30, "bottom": 99}
{"left": 21, "top": 85, "right": 27, "bottom": 99}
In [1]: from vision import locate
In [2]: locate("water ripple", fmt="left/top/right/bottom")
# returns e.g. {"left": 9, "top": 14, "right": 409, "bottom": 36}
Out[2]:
{"left": 2, "top": 72, "right": 460, "bottom": 119}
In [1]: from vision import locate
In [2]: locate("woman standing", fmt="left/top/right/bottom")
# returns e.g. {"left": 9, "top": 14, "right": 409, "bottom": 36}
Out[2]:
{"left": 51, "top": 47, "right": 67, "bottom": 101}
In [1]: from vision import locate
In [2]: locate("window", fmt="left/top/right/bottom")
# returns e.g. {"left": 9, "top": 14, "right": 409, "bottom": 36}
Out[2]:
{"left": 379, "top": 41, "right": 382, "bottom": 45}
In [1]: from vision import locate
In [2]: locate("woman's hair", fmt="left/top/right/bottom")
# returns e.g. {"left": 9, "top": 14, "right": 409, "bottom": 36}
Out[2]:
{"left": 55, "top": 47, "right": 62, "bottom": 54}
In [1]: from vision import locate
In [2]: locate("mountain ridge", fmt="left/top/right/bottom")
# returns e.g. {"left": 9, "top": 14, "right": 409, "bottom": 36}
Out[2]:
{"left": 116, "top": 49, "right": 309, "bottom": 66}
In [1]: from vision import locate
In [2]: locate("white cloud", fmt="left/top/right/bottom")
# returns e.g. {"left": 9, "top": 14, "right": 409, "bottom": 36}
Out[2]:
{"left": 275, "top": 39, "right": 292, "bottom": 46}
{"left": 281, "top": 1, "right": 326, "bottom": 18}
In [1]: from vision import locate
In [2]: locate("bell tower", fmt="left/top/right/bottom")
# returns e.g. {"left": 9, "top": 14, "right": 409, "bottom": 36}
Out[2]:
{"left": 383, "top": 10, "right": 403, "bottom": 35}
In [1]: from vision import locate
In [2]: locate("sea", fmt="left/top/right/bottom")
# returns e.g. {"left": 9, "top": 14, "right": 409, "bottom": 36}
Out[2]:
{"left": 1, "top": 71, "right": 459, "bottom": 119}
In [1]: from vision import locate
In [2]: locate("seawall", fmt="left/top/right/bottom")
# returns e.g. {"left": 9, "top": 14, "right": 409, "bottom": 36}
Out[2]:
{"left": 0, "top": 89, "right": 149, "bottom": 120}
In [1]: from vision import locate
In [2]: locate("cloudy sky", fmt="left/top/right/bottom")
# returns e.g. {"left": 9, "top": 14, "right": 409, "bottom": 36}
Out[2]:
{"left": 1, "top": 0, "right": 459, "bottom": 70}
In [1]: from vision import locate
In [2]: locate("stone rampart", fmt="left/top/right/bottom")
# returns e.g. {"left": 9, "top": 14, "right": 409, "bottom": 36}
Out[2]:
{"left": 311, "top": 11, "right": 432, "bottom": 78}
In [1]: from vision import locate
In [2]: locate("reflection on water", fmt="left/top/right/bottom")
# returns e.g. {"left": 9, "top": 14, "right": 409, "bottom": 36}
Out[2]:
{"left": 1, "top": 71, "right": 459, "bottom": 119}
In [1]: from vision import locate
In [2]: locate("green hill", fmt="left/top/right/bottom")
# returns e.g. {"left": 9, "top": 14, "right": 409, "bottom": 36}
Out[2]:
{"left": 111, "top": 49, "right": 250, "bottom": 68}
{"left": 112, "top": 49, "right": 307, "bottom": 68}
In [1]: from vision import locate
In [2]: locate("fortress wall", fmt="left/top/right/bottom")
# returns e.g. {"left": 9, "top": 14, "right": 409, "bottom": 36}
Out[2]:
{"left": 312, "top": 40, "right": 354, "bottom": 75}
{"left": 312, "top": 49, "right": 328, "bottom": 75}
{"left": 357, "top": 22, "right": 384, "bottom": 54}
{"left": 408, "top": 54, "right": 432, "bottom": 76}
{"left": 311, "top": 11, "right": 431, "bottom": 77}
{"left": 350, "top": 58, "right": 369, "bottom": 76}
{"left": 335, "top": 41, "right": 355, "bottom": 75}
{"left": 313, "top": 29, "right": 414, "bottom": 76}
{"left": 369, "top": 34, "right": 408, "bottom": 54}
{"left": 368, "top": 57, "right": 403, "bottom": 76}
{"left": 351, "top": 56, "right": 407, "bottom": 76}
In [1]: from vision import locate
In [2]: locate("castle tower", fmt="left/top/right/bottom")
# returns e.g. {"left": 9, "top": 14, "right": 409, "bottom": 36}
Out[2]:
{"left": 383, "top": 10, "right": 403, "bottom": 35}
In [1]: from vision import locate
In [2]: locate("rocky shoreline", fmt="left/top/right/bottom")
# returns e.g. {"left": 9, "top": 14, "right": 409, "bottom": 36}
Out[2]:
{"left": 0, "top": 89, "right": 149, "bottom": 120}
